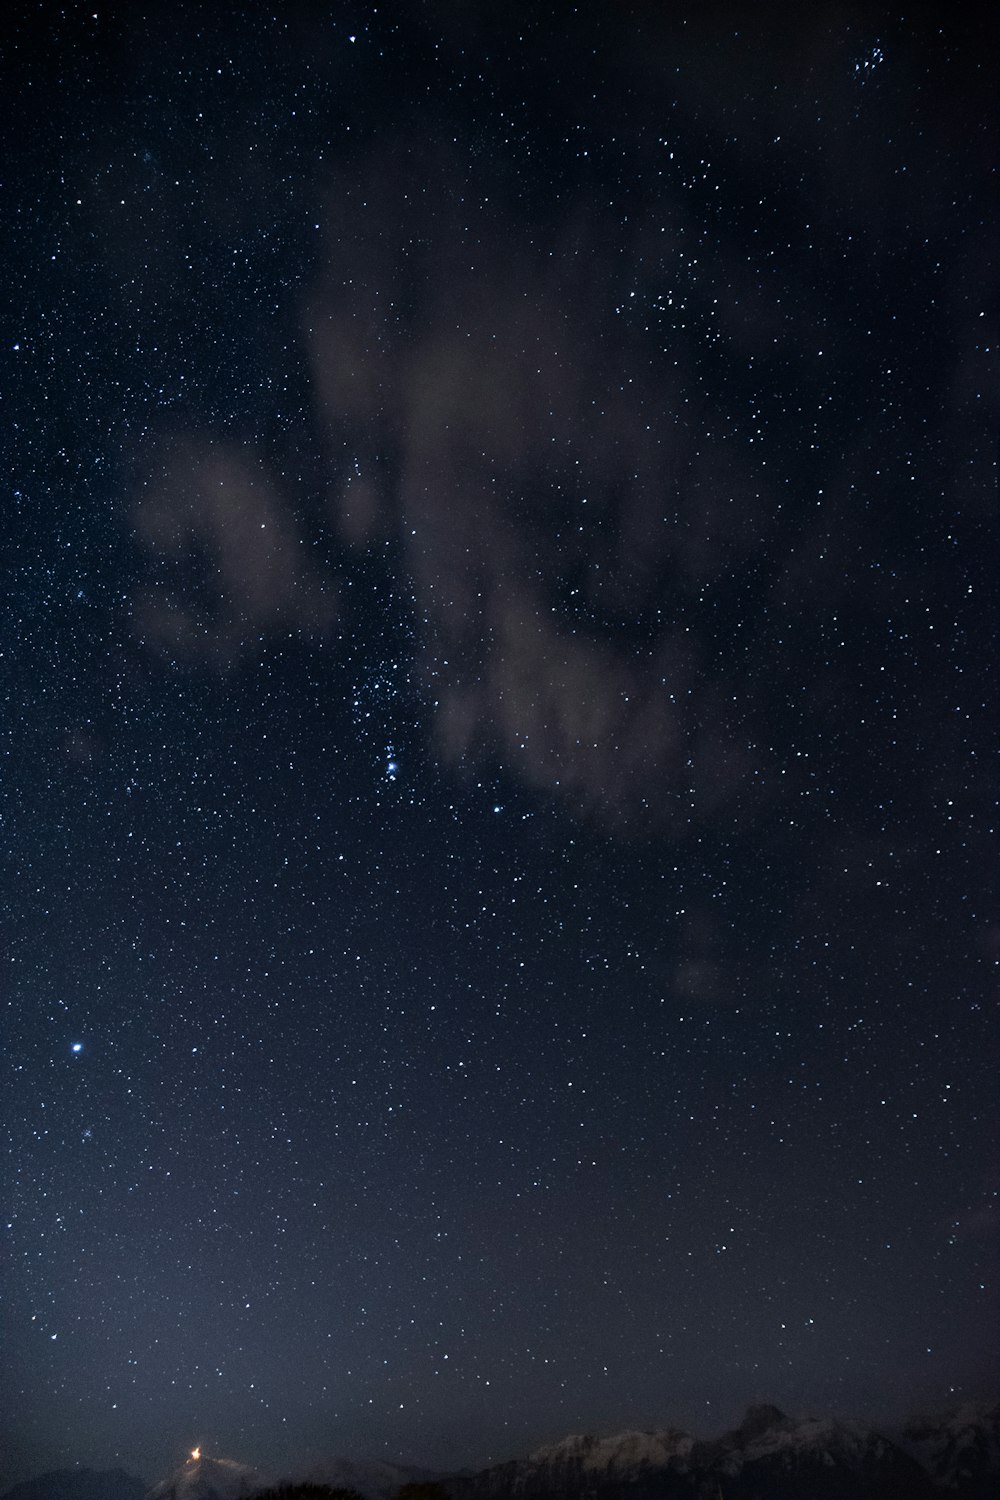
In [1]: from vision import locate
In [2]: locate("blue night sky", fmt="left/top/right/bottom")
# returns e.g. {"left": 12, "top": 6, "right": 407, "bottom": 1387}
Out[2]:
{"left": 2, "top": 2, "right": 996, "bottom": 1489}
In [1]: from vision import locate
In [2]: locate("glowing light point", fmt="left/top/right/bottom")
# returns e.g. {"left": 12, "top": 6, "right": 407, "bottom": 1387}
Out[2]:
{"left": 190, "top": 1449, "right": 201, "bottom": 1462}
{"left": 71, "top": 1042, "right": 83, "bottom": 1053}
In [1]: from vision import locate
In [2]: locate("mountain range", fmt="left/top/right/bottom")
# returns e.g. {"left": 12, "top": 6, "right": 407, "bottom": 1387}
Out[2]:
{"left": 4, "top": 1401, "right": 997, "bottom": 1500}
{"left": 451, "top": 1402, "right": 1000, "bottom": 1499}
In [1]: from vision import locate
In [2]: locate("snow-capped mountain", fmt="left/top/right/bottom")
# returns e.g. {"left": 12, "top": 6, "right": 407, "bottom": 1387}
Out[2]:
{"left": 458, "top": 1426, "right": 694, "bottom": 1500}
{"left": 700, "top": 1404, "right": 934, "bottom": 1497}
{"left": 526, "top": 1429, "right": 694, "bottom": 1474}
{"left": 10, "top": 1401, "right": 999, "bottom": 1500}
{"left": 898, "top": 1402, "right": 1000, "bottom": 1497}
{"left": 144, "top": 1456, "right": 267, "bottom": 1500}
{"left": 448, "top": 1404, "right": 957, "bottom": 1499}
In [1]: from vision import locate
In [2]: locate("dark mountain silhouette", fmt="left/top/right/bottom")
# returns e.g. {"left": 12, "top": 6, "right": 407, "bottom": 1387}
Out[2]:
{"left": 443, "top": 1402, "right": 998, "bottom": 1500}
{"left": 5, "top": 1403, "right": 998, "bottom": 1500}
{"left": 897, "top": 1401, "right": 1000, "bottom": 1498}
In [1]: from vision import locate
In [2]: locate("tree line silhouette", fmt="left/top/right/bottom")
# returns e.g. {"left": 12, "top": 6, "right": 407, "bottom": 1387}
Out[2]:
{"left": 254, "top": 1484, "right": 450, "bottom": 1500}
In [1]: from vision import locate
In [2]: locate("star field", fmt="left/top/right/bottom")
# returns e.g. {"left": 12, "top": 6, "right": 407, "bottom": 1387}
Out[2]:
{"left": 1, "top": 2, "right": 996, "bottom": 1490}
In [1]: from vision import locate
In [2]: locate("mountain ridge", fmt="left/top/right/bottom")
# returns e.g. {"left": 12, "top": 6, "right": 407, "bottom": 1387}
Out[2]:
{"left": 445, "top": 1400, "right": 999, "bottom": 1500}
{"left": 5, "top": 1401, "right": 998, "bottom": 1500}
{"left": 145, "top": 1457, "right": 265, "bottom": 1500}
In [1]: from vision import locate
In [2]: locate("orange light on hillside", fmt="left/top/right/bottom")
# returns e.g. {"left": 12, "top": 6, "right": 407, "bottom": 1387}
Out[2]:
{"left": 190, "top": 1449, "right": 201, "bottom": 1462}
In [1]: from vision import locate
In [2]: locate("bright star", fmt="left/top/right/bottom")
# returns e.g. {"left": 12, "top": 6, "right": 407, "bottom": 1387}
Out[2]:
{"left": 71, "top": 1042, "right": 83, "bottom": 1053}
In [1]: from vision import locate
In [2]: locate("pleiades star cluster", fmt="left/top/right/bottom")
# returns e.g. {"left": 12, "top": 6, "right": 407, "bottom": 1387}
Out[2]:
{"left": 2, "top": 1, "right": 996, "bottom": 1488}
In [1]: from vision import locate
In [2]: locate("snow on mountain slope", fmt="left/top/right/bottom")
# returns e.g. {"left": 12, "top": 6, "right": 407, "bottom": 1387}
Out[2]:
{"left": 457, "top": 1404, "right": 950, "bottom": 1499}
{"left": 706, "top": 1407, "right": 936, "bottom": 1496}
{"left": 144, "top": 1456, "right": 267, "bottom": 1500}
{"left": 526, "top": 1429, "right": 694, "bottom": 1474}
{"left": 61, "top": 1399, "right": 999, "bottom": 1500}
{"left": 728, "top": 1412, "right": 895, "bottom": 1467}
{"left": 899, "top": 1402, "right": 1000, "bottom": 1495}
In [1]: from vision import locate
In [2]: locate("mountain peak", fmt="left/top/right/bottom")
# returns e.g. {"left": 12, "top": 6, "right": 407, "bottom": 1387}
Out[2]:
{"left": 145, "top": 1456, "right": 265, "bottom": 1500}
{"left": 737, "top": 1404, "right": 789, "bottom": 1440}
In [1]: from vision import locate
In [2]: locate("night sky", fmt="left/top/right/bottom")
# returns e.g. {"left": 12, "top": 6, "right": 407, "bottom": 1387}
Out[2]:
{"left": 2, "top": 1, "right": 997, "bottom": 1489}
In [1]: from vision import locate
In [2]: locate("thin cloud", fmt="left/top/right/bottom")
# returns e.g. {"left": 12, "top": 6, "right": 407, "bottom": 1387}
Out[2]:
{"left": 133, "top": 435, "right": 337, "bottom": 664}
